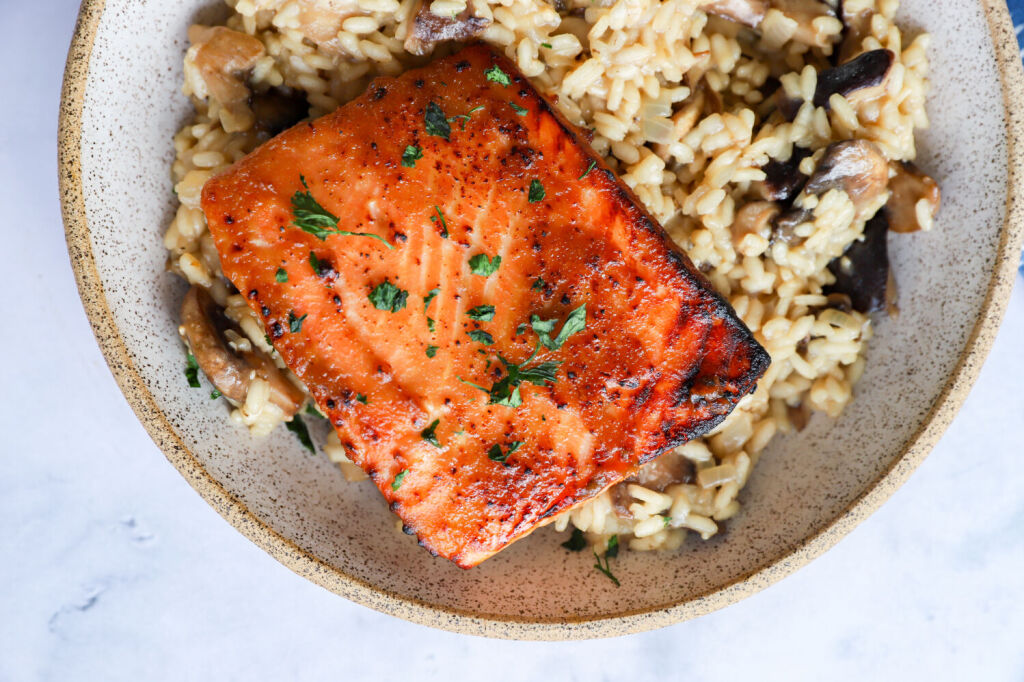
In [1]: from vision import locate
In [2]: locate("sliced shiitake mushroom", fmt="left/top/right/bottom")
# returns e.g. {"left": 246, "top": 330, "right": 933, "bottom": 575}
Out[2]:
{"left": 824, "top": 210, "right": 891, "bottom": 313}
{"left": 733, "top": 200, "right": 781, "bottom": 241}
{"left": 250, "top": 87, "right": 309, "bottom": 137}
{"left": 703, "top": 0, "right": 768, "bottom": 28}
{"left": 404, "top": 0, "right": 490, "bottom": 56}
{"left": 885, "top": 161, "right": 941, "bottom": 234}
{"left": 187, "top": 26, "right": 266, "bottom": 133}
{"left": 754, "top": 146, "right": 811, "bottom": 202}
{"left": 804, "top": 139, "right": 890, "bottom": 216}
{"left": 771, "top": 0, "right": 838, "bottom": 49}
{"left": 813, "top": 48, "right": 894, "bottom": 109}
{"left": 180, "top": 286, "right": 305, "bottom": 416}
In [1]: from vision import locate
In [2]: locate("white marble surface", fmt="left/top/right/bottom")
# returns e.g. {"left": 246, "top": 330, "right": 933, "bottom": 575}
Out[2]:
{"left": 2, "top": 1, "right": 1023, "bottom": 679}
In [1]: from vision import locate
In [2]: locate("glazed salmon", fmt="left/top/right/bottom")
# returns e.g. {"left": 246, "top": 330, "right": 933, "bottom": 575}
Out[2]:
{"left": 201, "top": 44, "right": 769, "bottom": 567}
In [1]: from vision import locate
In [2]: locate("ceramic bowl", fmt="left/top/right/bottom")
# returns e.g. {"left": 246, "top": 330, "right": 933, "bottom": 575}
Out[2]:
{"left": 60, "top": 0, "right": 1024, "bottom": 639}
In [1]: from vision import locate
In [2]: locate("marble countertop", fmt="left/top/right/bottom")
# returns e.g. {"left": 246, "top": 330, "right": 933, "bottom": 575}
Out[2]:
{"left": 2, "top": 2, "right": 1022, "bottom": 679}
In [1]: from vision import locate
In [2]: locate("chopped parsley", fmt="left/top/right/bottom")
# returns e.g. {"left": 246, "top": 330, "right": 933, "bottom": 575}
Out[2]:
{"left": 368, "top": 280, "right": 408, "bottom": 312}
{"left": 291, "top": 176, "right": 393, "bottom": 248}
{"left": 424, "top": 101, "right": 451, "bottom": 140}
{"left": 427, "top": 317, "right": 436, "bottom": 332}
{"left": 531, "top": 277, "right": 545, "bottom": 291}
{"left": 210, "top": 389, "right": 222, "bottom": 400}
{"left": 485, "top": 64, "right": 511, "bottom": 86}
{"left": 423, "top": 287, "right": 440, "bottom": 312}
{"left": 487, "top": 440, "right": 523, "bottom": 465}
{"left": 528, "top": 179, "right": 546, "bottom": 203}
{"left": 391, "top": 470, "right": 407, "bottom": 491}
{"left": 469, "top": 253, "right": 501, "bottom": 277}
{"left": 420, "top": 419, "right": 441, "bottom": 447}
{"left": 530, "top": 304, "right": 586, "bottom": 350}
{"left": 663, "top": 515, "right": 672, "bottom": 528}
{"left": 561, "top": 528, "right": 587, "bottom": 551}
{"left": 356, "top": 393, "right": 368, "bottom": 404}
{"left": 185, "top": 352, "right": 201, "bottom": 388}
{"left": 426, "top": 345, "right": 439, "bottom": 358}
{"left": 467, "top": 304, "right": 495, "bottom": 321}
{"left": 288, "top": 310, "right": 307, "bottom": 333}
{"left": 579, "top": 160, "right": 597, "bottom": 180}
{"left": 509, "top": 101, "right": 528, "bottom": 116}
{"left": 309, "top": 251, "right": 328, "bottom": 277}
{"left": 275, "top": 267, "right": 288, "bottom": 283}
{"left": 515, "top": 322, "right": 528, "bottom": 335}
{"left": 468, "top": 329, "right": 494, "bottom": 345}
{"left": 401, "top": 144, "right": 423, "bottom": 167}
{"left": 285, "top": 416, "right": 315, "bottom": 454}
{"left": 449, "top": 105, "right": 484, "bottom": 130}
{"left": 304, "top": 403, "right": 325, "bottom": 418}
{"left": 541, "top": 42, "right": 553, "bottom": 48}
{"left": 593, "top": 536, "right": 620, "bottom": 586}
{"left": 431, "top": 206, "right": 449, "bottom": 238}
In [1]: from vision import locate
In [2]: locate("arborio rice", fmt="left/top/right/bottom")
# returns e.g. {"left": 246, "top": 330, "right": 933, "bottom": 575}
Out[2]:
{"left": 166, "top": 0, "right": 932, "bottom": 555}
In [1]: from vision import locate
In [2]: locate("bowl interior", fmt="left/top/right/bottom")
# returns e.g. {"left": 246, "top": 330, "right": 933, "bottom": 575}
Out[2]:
{"left": 68, "top": 0, "right": 1016, "bottom": 636}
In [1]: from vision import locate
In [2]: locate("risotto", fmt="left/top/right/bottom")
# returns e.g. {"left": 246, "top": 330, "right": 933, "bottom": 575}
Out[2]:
{"left": 165, "top": 0, "right": 936, "bottom": 561}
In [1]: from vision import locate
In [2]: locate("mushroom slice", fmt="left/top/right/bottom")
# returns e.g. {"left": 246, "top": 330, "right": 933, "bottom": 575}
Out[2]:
{"left": 250, "top": 87, "right": 309, "bottom": 136}
{"left": 702, "top": 0, "right": 768, "bottom": 28}
{"left": 804, "top": 139, "right": 890, "bottom": 216}
{"left": 180, "top": 286, "right": 305, "bottom": 416}
{"left": 732, "top": 201, "right": 780, "bottom": 242}
{"left": 754, "top": 146, "right": 811, "bottom": 202}
{"left": 187, "top": 26, "right": 266, "bottom": 133}
{"left": 771, "top": 0, "right": 838, "bottom": 49}
{"left": 403, "top": 0, "right": 490, "bottom": 56}
{"left": 885, "top": 161, "right": 941, "bottom": 233}
{"left": 824, "top": 210, "right": 890, "bottom": 313}
{"left": 837, "top": 3, "right": 873, "bottom": 63}
{"left": 813, "top": 49, "right": 894, "bottom": 109}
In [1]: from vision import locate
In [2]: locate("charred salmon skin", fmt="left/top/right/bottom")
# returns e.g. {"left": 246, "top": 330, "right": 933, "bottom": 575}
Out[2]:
{"left": 201, "top": 44, "right": 770, "bottom": 567}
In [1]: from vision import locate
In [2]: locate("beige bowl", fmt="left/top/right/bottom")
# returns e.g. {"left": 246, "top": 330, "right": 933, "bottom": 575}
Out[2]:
{"left": 60, "top": 0, "right": 1024, "bottom": 639}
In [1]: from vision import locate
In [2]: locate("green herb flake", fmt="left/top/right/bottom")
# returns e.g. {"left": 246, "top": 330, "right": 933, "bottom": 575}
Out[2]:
{"left": 486, "top": 440, "right": 522, "bottom": 466}
{"left": 427, "top": 317, "right": 436, "bottom": 332}
{"left": 468, "top": 329, "right": 495, "bottom": 346}
{"left": 561, "top": 528, "right": 587, "bottom": 551}
{"left": 528, "top": 179, "right": 545, "bottom": 203}
{"left": 579, "top": 159, "right": 597, "bottom": 180}
{"left": 606, "top": 534, "right": 620, "bottom": 558}
{"left": 485, "top": 64, "right": 511, "bottom": 86}
{"left": 469, "top": 253, "right": 501, "bottom": 277}
{"left": 448, "top": 105, "right": 484, "bottom": 130}
{"left": 420, "top": 419, "right": 441, "bottom": 448}
{"left": 291, "top": 176, "right": 393, "bottom": 248}
{"left": 368, "top": 280, "right": 409, "bottom": 313}
{"left": 663, "top": 515, "right": 672, "bottom": 528}
{"left": 285, "top": 416, "right": 315, "bottom": 454}
{"left": 210, "top": 389, "right": 222, "bottom": 400}
{"left": 509, "top": 102, "right": 528, "bottom": 116}
{"left": 467, "top": 304, "right": 496, "bottom": 321}
{"left": 593, "top": 551, "right": 620, "bottom": 586}
{"left": 305, "top": 403, "right": 325, "bottom": 418}
{"left": 541, "top": 42, "right": 553, "bottom": 48}
{"left": 391, "top": 469, "right": 407, "bottom": 491}
{"left": 531, "top": 304, "right": 586, "bottom": 350}
{"left": 356, "top": 393, "right": 368, "bottom": 404}
{"left": 185, "top": 352, "right": 201, "bottom": 388}
{"left": 423, "top": 287, "right": 440, "bottom": 312}
{"left": 431, "top": 206, "right": 449, "bottom": 238}
{"left": 424, "top": 101, "right": 451, "bottom": 140}
{"left": 309, "top": 251, "right": 328, "bottom": 277}
{"left": 531, "top": 277, "right": 545, "bottom": 291}
{"left": 275, "top": 267, "right": 288, "bottom": 283}
{"left": 401, "top": 144, "right": 423, "bottom": 168}
{"left": 426, "top": 345, "right": 439, "bottom": 358}
{"left": 515, "top": 322, "right": 528, "bottom": 335}
{"left": 288, "top": 310, "right": 308, "bottom": 333}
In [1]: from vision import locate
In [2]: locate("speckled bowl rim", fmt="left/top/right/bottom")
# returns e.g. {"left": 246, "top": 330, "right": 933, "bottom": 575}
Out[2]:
{"left": 59, "top": 0, "right": 1024, "bottom": 640}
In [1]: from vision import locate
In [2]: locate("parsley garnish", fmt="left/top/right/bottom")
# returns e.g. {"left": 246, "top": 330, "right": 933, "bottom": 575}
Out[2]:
{"left": 425, "top": 101, "right": 451, "bottom": 140}
{"left": 509, "top": 102, "right": 528, "bottom": 116}
{"left": 291, "top": 176, "right": 393, "bottom": 248}
{"left": 356, "top": 393, "right": 368, "bottom": 404}
{"left": 487, "top": 440, "right": 523, "bottom": 465}
{"left": 285, "top": 416, "right": 315, "bottom": 454}
{"left": 210, "top": 389, "right": 222, "bottom": 400}
{"left": 449, "top": 105, "right": 484, "bottom": 130}
{"left": 469, "top": 253, "right": 501, "bottom": 277}
{"left": 485, "top": 65, "right": 511, "bottom": 86}
{"left": 431, "top": 206, "right": 449, "bottom": 238}
{"left": 427, "top": 317, "right": 436, "bottom": 332}
{"left": 288, "top": 310, "right": 307, "bottom": 333}
{"left": 426, "top": 345, "right": 438, "bottom": 358}
{"left": 561, "top": 528, "right": 587, "bottom": 551}
{"left": 531, "top": 277, "right": 545, "bottom": 291}
{"left": 593, "top": 536, "right": 620, "bottom": 586}
{"left": 528, "top": 179, "right": 545, "bottom": 203}
{"left": 368, "top": 280, "right": 408, "bottom": 312}
{"left": 275, "top": 267, "right": 288, "bottom": 283}
{"left": 185, "top": 352, "right": 201, "bottom": 388}
{"left": 423, "top": 287, "right": 440, "bottom": 312}
{"left": 309, "top": 251, "right": 328, "bottom": 277}
{"left": 421, "top": 419, "right": 441, "bottom": 447}
{"left": 401, "top": 145, "right": 423, "bottom": 167}
{"left": 541, "top": 42, "right": 553, "bottom": 48}
{"left": 467, "top": 305, "right": 495, "bottom": 321}
{"left": 530, "top": 304, "right": 586, "bottom": 350}
{"left": 579, "top": 160, "right": 597, "bottom": 180}
{"left": 468, "top": 329, "right": 494, "bottom": 345}
{"left": 515, "top": 322, "right": 528, "bottom": 335}
{"left": 391, "top": 470, "right": 407, "bottom": 491}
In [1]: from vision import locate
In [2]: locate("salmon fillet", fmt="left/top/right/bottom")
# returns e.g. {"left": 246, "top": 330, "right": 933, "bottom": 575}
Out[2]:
{"left": 201, "top": 44, "right": 769, "bottom": 567}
